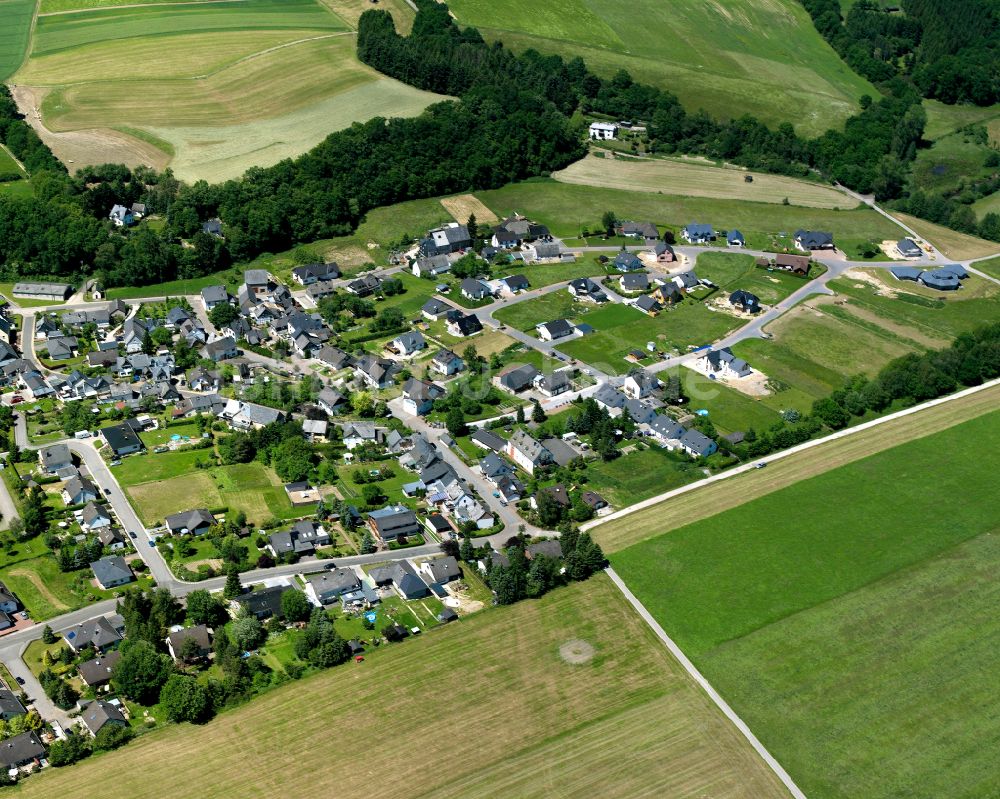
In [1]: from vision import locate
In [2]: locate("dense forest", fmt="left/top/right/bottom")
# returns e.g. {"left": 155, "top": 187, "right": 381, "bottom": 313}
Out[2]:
{"left": 0, "top": 0, "right": 993, "bottom": 288}
{"left": 800, "top": 0, "right": 1000, "bottom": 105}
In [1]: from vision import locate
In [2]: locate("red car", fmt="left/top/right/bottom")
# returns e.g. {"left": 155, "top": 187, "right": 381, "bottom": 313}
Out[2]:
{"left": 10, "top": 396, "right": 23, "bottom": 405}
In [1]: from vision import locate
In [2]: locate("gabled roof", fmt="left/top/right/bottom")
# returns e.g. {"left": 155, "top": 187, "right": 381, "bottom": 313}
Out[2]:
{"left": 537, "top": 319, "right": 573, "bottom": 338}
{"left": 165, "top": 508, "right": 215, "bottom": 532}
{"left": 794, "top": 229, "right": 834, "bottom": 248}
{"left": 91, "top": 556, "right": 132, "bottom": 586}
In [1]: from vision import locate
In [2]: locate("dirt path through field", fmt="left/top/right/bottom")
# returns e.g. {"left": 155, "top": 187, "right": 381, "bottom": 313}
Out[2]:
{"left": 8, "top": 568, "right": 69, "bottom": 611}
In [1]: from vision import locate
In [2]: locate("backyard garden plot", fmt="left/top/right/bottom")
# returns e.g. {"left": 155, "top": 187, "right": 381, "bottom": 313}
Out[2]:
{"left": 15, "top": 0, "right": 445, "bottom": 181}
{"left": 16, "top": 576, "right": 788, "bottom": 799}
{"left": 447, "top": 0, "right": 875, "bottom": 137}
{"left": 554, "top": 153, "right": 857, "bottom": 209}
{"left": 609, "top": 408, "right": 1000, "bottom": 799}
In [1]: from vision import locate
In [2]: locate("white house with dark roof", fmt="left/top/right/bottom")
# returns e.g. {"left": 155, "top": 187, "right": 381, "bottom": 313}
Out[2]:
{"left": 535, "top": 319, "right": 574, "bottom": 341}
{"left": 388, "top": 331, "right": 426, "bottom": 357}
{"left": 91, "top": 556, "right": 134, "bottom": 590}
{"left": 694, "top": 347, "right": 752, "bottom": 379}
{"left": 431, "top": 348, "right": 463, "bottom": 376}
{"left": 504, "top": 430, "right": 552, "bottom": 474}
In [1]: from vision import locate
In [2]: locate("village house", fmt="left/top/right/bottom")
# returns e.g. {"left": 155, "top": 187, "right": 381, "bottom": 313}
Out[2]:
{"left": 653, "top": 241, "right": 676, "bottom": 264}
{"left": 268, "top": 520, "right": 331, "bottom": 557}
{"left": 697, "top": 347, "right": 752, "bottom": 379}
{"left": 794, "top": 230, "right": 834, "bottom": 250}
{"left": 401, "top": 377, "right": 446, "bottom": 416}
{"left": 495, "top": 363, "right": 539, "bottom": 394}
{"left": 90, "top": 556, "right": 134, "bottom": 590}
{"left": 305, "top": 569, "right": 362, "bottom": 606}
{"left": 292, "top": 262, "right": 340, "bottom": 285}
{"left": 420, "top": 223, "right": 472, "bottom": 257}
{"left": 623, "top": 369, "right": 659, "bottom": 399}
{"left": 632, "top": 295, "right": 662, "bottom": 316}
{"left": 165, "top": 508, "right": 216, "bottom": 536}
{"left": 613, "top": 251, "right": 643, "bottom": 272}
{"left": 430, "top": 348, "right": 464, "bottom": 376}
{"left": 63, "top": 615, "right": 123, "bottom": 654}
{"left": 680, "top": 223, "right": 715, "bottom": 244}
{"left": 567, "top": 277, "right": 608, "bottom": 303}
{"left": 368, "top": 560, "right": 430, "bottom": 600}
{"left": 505, "top": 430, "right": 552, "bottom": 474}
{"left": 387, "top": 331, "right": 426, "bottom": 357}
{"left": 446, "top": 312, "right": 483, "bottom": 337}
{"left": 679, "top": 429, "right": 718, "bottom": 458}
{"left": 588, "top": 121, "right": 617, "bottom": 140}
{"left": 535, "top": 319, "right": 575, "bottom": 341}
{"left": 729, "top": 289, "right": 761, "bottom": 314}
{"left": 726, "top": 230, "right": 745, "bottom": 247}
{"left": 367, "top": 505, "right": 421, "bottom": 545}
{"left": 354, "top": 354, "right": 398, "bottom": 389}
{"left": 166, "top": 625, "right": 213, "bottom": 661}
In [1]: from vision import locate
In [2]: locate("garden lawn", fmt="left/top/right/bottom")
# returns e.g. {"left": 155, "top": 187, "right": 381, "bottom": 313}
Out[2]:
{"left": 680, "top": 368, "right": 784, "bottom": 435}
{"left": 585, "top": 447, "right": 698, "bottom": 507}
{"left": 493, "top": 290, "right": 585, "bottom": 331}
{"left": 15, "top": 575, "right": 788, "bottom": 799}
{"left": 558, "top": 302, "right": 742, "bottom": 374}
{"left": 124, "top": 458, "right": 301, "bottom": 526}
{"left": 695, "top": 251, "right": 818, "bottom": 305}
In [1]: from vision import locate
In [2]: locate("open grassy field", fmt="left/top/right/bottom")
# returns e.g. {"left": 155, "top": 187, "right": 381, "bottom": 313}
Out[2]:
{"left": 585, "top": 446, "right": 698, "bottom": 507}
{"left": 973, "top": 254, "right": 1000, "bottom": 279}
{"left": 474, "top": 180, "right": 904, "bottom": 249}
{"left": 0, "top": 0, "right": 35, "bottom": 81}
{"left": 555, "top": 153, "right": 858, "bottom": 209}
{"left": 680, "top": 369, "right": 784, "bottom": 435}
{"left": 15, "top": 575, "right": 788, "bottom": 799}
{"left": 448, "top": 0, "right": 874, "bottom": 137}
{"left": 15, "top": 0, "right": 444, "bottom": 181}
{"left": 609, "top": 407, "right": 1000, "bottom": 798}
{"left": 922, "top": 99, "right": 1000, "bottom": 141}
{"left": 120, "top": 451, "right": 301, "bottom": 525}
{"left": 592, "top": 379, "right": 1000, "bottom": 554}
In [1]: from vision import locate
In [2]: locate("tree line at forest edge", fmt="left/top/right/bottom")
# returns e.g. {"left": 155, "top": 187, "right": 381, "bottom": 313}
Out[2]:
{"left": 0, "top": 0, "right": 997, "bottom": 293}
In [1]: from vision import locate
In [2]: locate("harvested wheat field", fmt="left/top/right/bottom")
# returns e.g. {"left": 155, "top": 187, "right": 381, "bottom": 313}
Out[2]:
{"left": 18, "top": 576, "right": 787, "bottom": 799}
{"left": 554, "top": 152, "right": 857, "bottom": 209}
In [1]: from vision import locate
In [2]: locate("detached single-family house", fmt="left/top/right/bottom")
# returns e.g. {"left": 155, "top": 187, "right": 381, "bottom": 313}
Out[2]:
{"left": 593, "top": 384, "right": 627, "bottom": 417}
{"left": 412, "top": 255, "right": 451, "bottom": 278}
{"left": 653, "top": 241, "right": 676, "bottom": 263}
{"left": 421, "top": 297, "right": 454, "bottom": 321}
{"left": 623, "top": 369, "right": 659, "bottom": 399}
{"left": 619, "top": 221, "right": 659, "bottom": 241}
{"left": 268, "top": 520, "right": 331, "bottom": 557}
{"left": 460, "top": 278, "right": 492, "bottom": 301}
{"left": 632, "top": 295, "right": 662, "bottom": 316}
{"left": 535, "top": 319, "right": 574, "bottom": 341}
{"left": 896, "top": 238, "right": 923, "bottom": 259}
{"left": 201, "top": 285, "right": 233, "bottom": 309}
{"left": 354, "top": 354, "right": 398, "bottom": 389}
{"left": 101, "top": 421, "right": 144, "bottom": 457}
{"left": 302, "top": 419, "right": 329, "bottom": 442}
{"left": 340, "top": 421, "right": 386, "bottom": 450}
{"left": 345, "top": 275, "right": 383, "bottom": 297}
{"left": 524, "top": 242, "right": 561, "bottom": 262}
{"left": 470, "top": 428, "right": 505, "bottom": 452}
{"left": 773, "top": 253, "right": 812, "bottom": 275}
{"left": 505, "top": 430, "right": 552, "bottom": 474}
{"left": 680, "top": 429, "right": 718, "bottom": 458}
{"left": 794, "top": 229, "right": 834, "bottom": 250}
{"left": 431, "top": 348, "right": 464, "bottom": 376}
{"left": 681, "top": 223, "right": 715, "bottom": 244}
{"left": 420, "top": 223, "right": 472, "bottom": 257}
{"left": 90, "top": 556, "right": 134, "bottom": 590}
{"left": 387, "top": 331, "right": 426, "bottom": 357}
{"left": 0, "top": 583, "right": 18, "bottom": 615}
{"left": 619, "top": 272, "right": 649, "bottom": 292}
{"left": 726, "top": 230, "right": 745, "bottom": 247}
{"left": 567, "top": 278, "right": 608, "bottom": 303}
{"left": 232, "top": 585, "right": 295, "bottom": 620}
{"left": 244, "top": 269, "right": 276, "bottom": 299}
{"left": 368, "top": 560, "right": 429, "bottom": 600}
{"left": 0, "top": 692, "right": 20, "bottom": 724}
{"left": 401, "top": 377, "right": 446, "bottom": 416}
{"left": 421, "top": 556, "right": 461, "bottom": 585}
{"left": 200, "top": 336, "right": 238, "bottom": 363}
{"left": 498, "top": 274, "right": 530, "bottom": 294}
{"left": 0, "top": 732, "right": 45, "bottom": 770}
{"left": 81, "top": 502, "right": 112, "bottom": 532}
{"left": 367, "top": 505, "right": 421, "bottom": 545}
{"left": 63, "top": 615, "right": 122, "bottom": 653}
{"left": 698, "top": 347, "right": 752, "bottom": 379}
{"left": 495, "top": 363, "right": 539, "bottom": 393}
{"left": 39, "top": 443, "right": 72, "bottom": 474}
{"left": 292, "top": 262, "right": 340, "bottom": 285}
{"left": 446, "top": 312, "right": 483, "bottom": 337}
{"left": 613, "top": 251, "right": 643, "bottom": 272}
{"left": 305, "top": 569, "right": 361, "bottom": 606}
{"left": 316, "top": 387, "right": 348, "bottom": 416}
{"left": 165, "top": 508, "right": 216, "bottom": 536}
{"left": 108, "top": 205, "right": 134, "bottom": 227}
{"left": 166, "top": 625, "right": 212, "bottom": 661}
{"left": 80, "top": 698, "right": 128, "bottom": 737}
{"left": 649, "top": 415, "right": 686, "bottom": 448}
{"left": 589, "top": 121, "right": 618, "bottom": 140}
{"left": 729, "top": 289, "right": 761, "bottom": 314}
{"left": 77, "top": 650, "right": 121, "bottom": 689}
{"left": 534, "top": 370, "right": 570, "bottom": 398}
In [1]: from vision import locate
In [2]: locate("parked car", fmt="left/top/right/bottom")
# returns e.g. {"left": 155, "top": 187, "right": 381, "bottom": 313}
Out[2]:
{"left": 103, "top": 488, "right": 111, "bottom": 495}
{"left": 755, "top": 462, "right": 767, "bottom": 469}
{"left": 129, "top": 531, "right": 138, "bottom": 539}
{"left": 14, "top": 677, "right": 24, "bottom": 685}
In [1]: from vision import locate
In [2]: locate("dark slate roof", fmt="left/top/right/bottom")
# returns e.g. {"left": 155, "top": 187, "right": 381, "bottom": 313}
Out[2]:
{"left": 0, "top": 732, "right": 44, "bottom": 768}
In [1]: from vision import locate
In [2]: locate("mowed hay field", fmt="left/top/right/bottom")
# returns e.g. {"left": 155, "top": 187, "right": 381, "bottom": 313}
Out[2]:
{"left": 15, "top": 576, "right": 789, "bottom": 799}
{"left": 0, "top": 0, "right": 35, "bottom": 80}
{"left": 447, "top": 0, "right": 875, "bottom": 136}
{"left": 555, "top": 153, "right": 858, "bottom": 209}
{"left": 15, "top": 0, "right": 443, "bottom": 181}
{"left": 606, "top": 407, "right": 1000, "bottom": 798}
